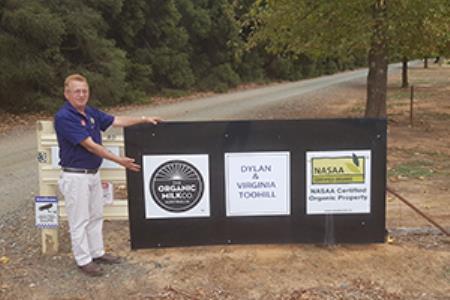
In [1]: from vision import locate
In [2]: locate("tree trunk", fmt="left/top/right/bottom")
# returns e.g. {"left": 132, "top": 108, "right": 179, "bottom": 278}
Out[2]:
{"left": 424, "top": 57, "right": 428, "bottom": 68}
{"left": 401, "top": 57, "right": 408, "bottom": 88}
{"left": 365, "top": 0, "right": 388, "bottom": 118}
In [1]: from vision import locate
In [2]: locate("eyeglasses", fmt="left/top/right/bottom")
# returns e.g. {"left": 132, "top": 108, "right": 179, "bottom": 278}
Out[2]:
{"left": 71, "top": 89, "right": 89, "bottom": 96}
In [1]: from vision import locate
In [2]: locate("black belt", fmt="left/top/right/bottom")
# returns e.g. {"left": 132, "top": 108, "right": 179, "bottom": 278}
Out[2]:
{"left": 62, "top": 167, "right": 98, "bottom": 174}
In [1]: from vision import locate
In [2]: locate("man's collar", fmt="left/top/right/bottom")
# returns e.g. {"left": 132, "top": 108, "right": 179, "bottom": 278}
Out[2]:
{"left": 64, "top": 101, "right": 90, "bottom": 117}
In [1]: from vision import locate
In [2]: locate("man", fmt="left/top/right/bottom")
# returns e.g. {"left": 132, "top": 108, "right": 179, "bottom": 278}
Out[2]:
{"left": 55, "top": 74, "right": 161, "bottom": 277}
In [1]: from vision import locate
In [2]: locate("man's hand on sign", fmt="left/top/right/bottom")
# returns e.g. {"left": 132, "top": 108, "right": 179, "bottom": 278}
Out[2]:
{"left": 119, "top": 156, "right": 141, "bottom": 172}
{"left": 141, "top": 116, "right": 162, "bottom": 125}
{"left": 113, "top": 115, "right": 162, "bottom": 127}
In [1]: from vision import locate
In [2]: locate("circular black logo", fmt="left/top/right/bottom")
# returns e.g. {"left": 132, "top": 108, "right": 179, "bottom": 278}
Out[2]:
{"left": 150, "top": 160, "right": 204, "bottom": 212}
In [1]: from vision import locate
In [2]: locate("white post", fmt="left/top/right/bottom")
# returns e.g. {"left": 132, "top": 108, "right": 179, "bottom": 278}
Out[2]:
{"left": 37, "top": 121, "right": 59, "bottom": 254}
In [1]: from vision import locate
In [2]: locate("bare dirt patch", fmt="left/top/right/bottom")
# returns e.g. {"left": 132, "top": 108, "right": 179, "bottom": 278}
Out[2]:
{"left": 1, "top": 66, "right": 449, "bottom": 300}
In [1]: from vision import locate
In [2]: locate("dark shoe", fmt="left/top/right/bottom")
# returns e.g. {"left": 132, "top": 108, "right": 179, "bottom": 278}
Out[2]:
{"left": 93, "top": 253, "right": 121, "bottom": 265}
{"left": 78, "top": 262, "right": 103, "bottom": 277}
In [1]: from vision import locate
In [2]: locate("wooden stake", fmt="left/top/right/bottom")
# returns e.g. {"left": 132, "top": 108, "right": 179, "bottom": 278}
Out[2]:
{"left": 37, "top": 121, "right": 60, "bottom": 254}
{"left": 410, "top": 85, "right": 414, "bottom": 126}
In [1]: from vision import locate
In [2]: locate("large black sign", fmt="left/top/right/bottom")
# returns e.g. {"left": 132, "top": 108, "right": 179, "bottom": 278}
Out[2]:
{"left": 125, "top": 119, "right": 387, "bottom": 248}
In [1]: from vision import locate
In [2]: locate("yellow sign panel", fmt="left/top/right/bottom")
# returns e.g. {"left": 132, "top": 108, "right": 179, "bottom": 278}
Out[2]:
{"left": 312, "top": 155, "right": 365, "bottom": 184}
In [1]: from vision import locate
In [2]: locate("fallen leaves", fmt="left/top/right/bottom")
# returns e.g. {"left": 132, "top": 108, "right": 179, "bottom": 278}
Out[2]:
{"left": 0, "top": 256, "right": 9, "bottom": 265}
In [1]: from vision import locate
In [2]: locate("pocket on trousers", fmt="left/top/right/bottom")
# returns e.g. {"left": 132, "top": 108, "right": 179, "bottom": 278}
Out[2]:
{"left": 58, "top": 174, "right": 66, "bottom": 195}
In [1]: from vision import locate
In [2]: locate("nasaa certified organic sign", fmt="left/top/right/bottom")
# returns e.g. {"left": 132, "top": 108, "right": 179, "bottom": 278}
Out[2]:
{"left": 306, "top": 150, "right": 371, "bottom": 215}
{"left": 311, "top": 154, "right": 365, "bottom": 184}
{"left": 143, "top": 154, "right": 210, "bottom": 219}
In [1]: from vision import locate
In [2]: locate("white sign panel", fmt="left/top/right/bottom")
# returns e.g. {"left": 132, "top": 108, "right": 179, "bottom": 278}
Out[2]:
{"left": 35, "top": 196, "right": 58, "bottom": 228}
{"left": 102, "top": 181, "right": 114, "bottom": 205}
{"left": 143, "top": 154, "right": 210, "bottom": 219}
{"left": 306, "top": 150, "right": 371, "bottom": 215}
{"left": 225, "top": 152, "right": 290, "bottom": 216}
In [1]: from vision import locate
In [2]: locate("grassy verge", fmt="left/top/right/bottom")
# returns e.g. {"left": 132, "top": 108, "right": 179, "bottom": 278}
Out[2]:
{"left": 388, "top": 148, "right": 450, "bottom": 179}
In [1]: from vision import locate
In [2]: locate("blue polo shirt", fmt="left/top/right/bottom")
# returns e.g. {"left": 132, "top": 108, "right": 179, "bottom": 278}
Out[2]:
{"left": 54, "top": 101, "right": 114, "bottom": 169}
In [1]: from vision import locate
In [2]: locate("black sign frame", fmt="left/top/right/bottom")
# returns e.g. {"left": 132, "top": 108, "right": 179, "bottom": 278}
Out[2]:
{"left": 125, "top": 119, "right": 386, "bottom": 249}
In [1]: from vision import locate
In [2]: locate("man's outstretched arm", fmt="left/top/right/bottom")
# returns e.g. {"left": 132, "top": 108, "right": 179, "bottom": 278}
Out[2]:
{"left": 80, "top": 137, "right": 140, "bottom": 172}
{"left": 112, "top": 116, "right": 161, "bottom": 127}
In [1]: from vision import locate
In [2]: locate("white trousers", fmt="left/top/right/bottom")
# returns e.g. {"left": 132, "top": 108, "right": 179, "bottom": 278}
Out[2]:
{"left": 58, "top": 172, "right": 105, "bottom": 266}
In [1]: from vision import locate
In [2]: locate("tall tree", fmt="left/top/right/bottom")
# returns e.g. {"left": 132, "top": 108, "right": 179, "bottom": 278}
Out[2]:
{"left": 389, "top": 0, "right": 450, "bottom": 88}
{"left": 114, "top": 0, "right": 195, "bottom": 92}
{"left": 366, "top": 0, "right": 388, "bottom": 117}
{"left": 246, "top": 0, "right": 450, "bottom": 118}
{"left": 0, "top": 0, "right": 132, "bottom": 112}
{"left": 177, "top": 0, "right": 242, "bottom": 92}
{"left": 246, "top": 0, "right": 382, "bottom": 116}
{"left": 0, "top": 0, "right": 65, "bottom": 112}
{"left": 52, "top": 0, "right": 130, "bottom": 106}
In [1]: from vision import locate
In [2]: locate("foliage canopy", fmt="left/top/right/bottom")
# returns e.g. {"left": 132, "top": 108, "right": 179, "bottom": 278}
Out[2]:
{"left": 6, "top": 0, "right": 446, "bottom": 114}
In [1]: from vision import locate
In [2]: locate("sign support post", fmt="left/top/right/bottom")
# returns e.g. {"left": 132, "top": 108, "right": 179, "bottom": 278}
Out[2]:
{"left": 37, "top": 121, "right": 59, "bottom": 255}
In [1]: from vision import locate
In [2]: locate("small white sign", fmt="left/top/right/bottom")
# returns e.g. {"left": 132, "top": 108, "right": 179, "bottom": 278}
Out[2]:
{"left": 35, "top": 196, "right": 58, "bottom": 228}
{"left": 225, "top": 152, "right": 290, "bottom": 216}
{"left": 143, "top": 154, "right": 210, "bottom": 219}
{"left": 306, "top": 150, "right": 371, "bottom": 215}
{"left": 102, "top": 181, "right": 114, "bottom": 205}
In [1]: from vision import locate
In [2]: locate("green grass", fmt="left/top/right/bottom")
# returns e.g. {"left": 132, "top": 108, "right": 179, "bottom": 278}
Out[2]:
{"left": 390, "top": 148, "right": 450, "bottom": 160}
{"left": 444, "top": 266, "right": 450, "bottom": 283}
{"left": 388, "top": 87, "right": 436, "bottom": 103}
{"left": 388, "top": 160, "right": 435, "bottom": 178}
{"left": 388, "top": 148, "right": 450, "bottom": 178}
{"left": 414, "top": 90, "right": 437, "bottom": 100}
{"left": 349, "top": 105, "right": 365, "bottom": 114}
{"left": 387, "top": 102, "right": 408, "bottom": 110}
{"left": 411, "top": 79, "right": 434, "bottom": 85}
{"left": 388, "top": 90, "right": 411, "bottom": 101}
{"left": 421, "top": 112, "right": 450, "bottom": 121}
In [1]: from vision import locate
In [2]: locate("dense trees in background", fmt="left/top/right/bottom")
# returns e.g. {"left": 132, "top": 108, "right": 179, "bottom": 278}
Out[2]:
{"left": 0, "top": 0, "right": 366, "bottom": 113}
{"left": 0, "top": 0, "right": 130, "bottom": 111}
{"left": 2, "top": 1, "right": 448, "bottom": 115}
{"left": 246, "top": 0, "right": 450, "bottom": 117}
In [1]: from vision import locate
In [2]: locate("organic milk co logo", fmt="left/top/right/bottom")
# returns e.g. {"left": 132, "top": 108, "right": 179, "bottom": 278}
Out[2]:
{"left": 150, "top": 160, "right": 204, "bottom": 212}
{"left": 312, "top": 153, "right": 365, "bottom": 184}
